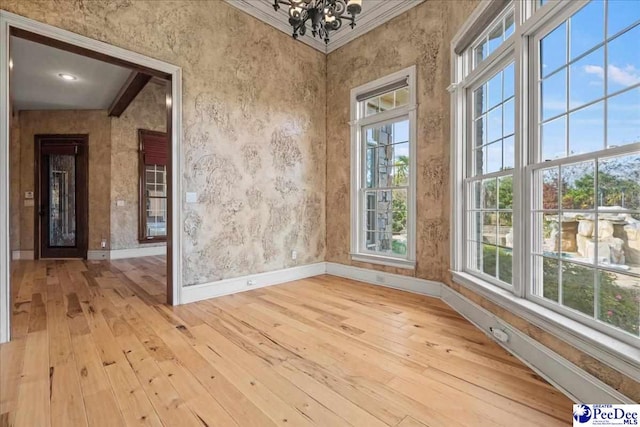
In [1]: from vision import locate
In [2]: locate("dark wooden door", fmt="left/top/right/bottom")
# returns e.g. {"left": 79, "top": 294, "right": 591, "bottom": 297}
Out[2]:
{"left": 35, "top": 135, "right": 89, "bottom": 259}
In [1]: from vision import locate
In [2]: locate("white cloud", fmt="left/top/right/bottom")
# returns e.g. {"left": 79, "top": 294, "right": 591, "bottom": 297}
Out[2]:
{"left": 583, "top": 64, "right": 640, "bottom": 86}
{"left": 609, "top": 64, "right": 640, "bottom": 86}
{"left": 584, "top": 64, "right": 604, "bottom": 79}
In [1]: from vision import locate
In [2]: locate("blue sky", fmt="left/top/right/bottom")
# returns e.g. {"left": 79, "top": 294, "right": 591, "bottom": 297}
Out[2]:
{"left": 541, "top": 0, "right": 640, "bottom": 161}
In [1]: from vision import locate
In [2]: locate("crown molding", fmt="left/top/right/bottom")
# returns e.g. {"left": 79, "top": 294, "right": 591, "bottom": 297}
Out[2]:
{"left": 326, "top": 0, "right": 425, "bottom": 53}
{"left": 224, "top": 0, "right": 426, "bottom": 54}
{"left": 225, "top": 0, "right": 328, "bottom": 52}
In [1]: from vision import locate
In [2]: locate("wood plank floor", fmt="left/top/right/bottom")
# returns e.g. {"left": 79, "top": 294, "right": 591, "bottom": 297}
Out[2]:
{"left": 1, "top": 258, "right": 573, "bottom": 426}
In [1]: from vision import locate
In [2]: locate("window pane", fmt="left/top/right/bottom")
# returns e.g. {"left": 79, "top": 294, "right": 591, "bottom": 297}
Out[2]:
{"left": 488, "top": 21, "right": 503, "bottom": 56}
{"left": 569, "top": 102, "right": 605, "bottom": 155}
{"left": 542, "top": 116, "right": 567, "bottom": 161}
{"left": 482, "top": 178, "right": 497, "bottom": 209}
{"left": 562, "top": 261, "right": 595, "bottom": 316}
{"left": 607, "top": 0, "right": 640, "bottom": 37}
{"left": 569, "top": 47, "right": 605, "bottom": 110}
{"left": 487, "top": 72, "right": 503, "bottom": 110}
{"left": 483, "top": 212, "right": 498, "bottom": 245}
{"left": 503, "top": 63, "right": 515, "bottom": 100}
{"left": 474, "top": 116, "right": 487, "bottom": 148}
{"left": 598, "top": 271, "right": 640, "bottom": 336}
{"left": 503, "top": 98, "right": 515, "bottom": 136}
{"left": 541, "top": 68, "right": 567, "bottom": 120}
{"left": 498, "top": 175, "right": 513, "bottom": 209}
{"left": 503, "top": 136, "right": 515, "bottom": 171}
{"left": 561, "top": 160, "right": 595, "bottom": 210}
{"left": 542, "top": 167, "right": 560, "bottom": 210}
{"left": 540, "top": 256, "right": 560, "bottom": 302}
{"left": 607, "top": 88, "right": 640, "bottom": 148}
{"left": 498, "top": 247, "right": 513, "bottom": 284}
{"left": 570, "top": 0, "right": 604, "bottom": 60}
{"left": 146, "top": 198, "right": 166, "bottom": 236}
{"left": 483, "top": 244, "right": 498, "bottom": 276}
{"left": 474, "top": 40, "right": 487, "bottom": 67}
{"left": 474, "top": 86, "right": 487, "bottom": 116}
{"left": 598, "top": 152, "right": 640, "bottom": 211}
{"left": 504, "top": 11, "right": 515, "bottom": 39}
{"left": 395, "top": 88, "right": 409, "bottom": 108}
{"left": 541, "top": 22, "right": 567, "bottom": 77}
{"left": 487, "top": 106, "right": 503, "bottom": 144}
{"left": 537, "top": 212, "right": 560, "bottom": 255}
{"left": 607, "top": 25, "right": 640, "bottom": 94}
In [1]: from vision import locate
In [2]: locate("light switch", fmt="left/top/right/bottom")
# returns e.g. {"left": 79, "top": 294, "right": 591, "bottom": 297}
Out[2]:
{"left": 24, "top": 191, "right": 34, "bottom": 199}
{"left": 186, "top": 192, "right": 198, "bottom": 204}
{"left": 24, "top": 199, "right": 34, "bottom": 207}
{"left": 116, "top": 199, "right": 125, "bottom": 207}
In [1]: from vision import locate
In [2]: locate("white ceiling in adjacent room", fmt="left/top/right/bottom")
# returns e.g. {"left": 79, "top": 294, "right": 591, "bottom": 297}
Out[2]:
{"left": 10, "top": 36, "right": 132, "bottom": 111}
{"left": 225, "top": 0, "right": 425, "bottom": 53}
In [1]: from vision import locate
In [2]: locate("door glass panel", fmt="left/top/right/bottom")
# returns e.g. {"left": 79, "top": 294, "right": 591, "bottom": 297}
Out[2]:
{"left": 49, "top": 154, "right": 76, "bottom": 247}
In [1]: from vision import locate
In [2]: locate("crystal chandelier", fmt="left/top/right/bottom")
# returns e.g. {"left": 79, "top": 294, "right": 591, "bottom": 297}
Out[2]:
{"left": 273, "top": 0, "right": 363, "bottom": 44}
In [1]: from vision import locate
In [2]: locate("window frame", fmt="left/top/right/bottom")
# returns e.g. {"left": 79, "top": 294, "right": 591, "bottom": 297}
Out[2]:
{"left": 451, "top": 0, "right": 640, "bottom": 364}
{"left": 350, "top": 65, "right": 417, "bottom": 269}
{"left": 138, "top": 129, "right": 168, "bottom": 244}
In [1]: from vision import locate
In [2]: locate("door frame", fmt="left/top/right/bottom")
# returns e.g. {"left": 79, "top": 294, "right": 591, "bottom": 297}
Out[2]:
{"left": 34, "top": 134, "right": 89, "bottom": 259}
{"left": 0, "top": 10, "right": 184, "bottom": 343}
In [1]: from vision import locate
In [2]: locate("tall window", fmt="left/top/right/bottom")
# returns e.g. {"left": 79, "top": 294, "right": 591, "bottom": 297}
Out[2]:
{"left": 139, "top": 129, "right": 168, "bottom": 242}
{"left": 350, "top": 66, "right": 416, "bottom": 269}
{"left": 453, "top": 0, "right": 640, "bottom": 346}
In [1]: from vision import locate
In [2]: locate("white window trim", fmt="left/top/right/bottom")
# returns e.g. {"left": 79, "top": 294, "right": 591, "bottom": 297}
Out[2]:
{"left": 450, "top": 0, "right": 640, "bottom": 376}
{"left": 350, "top": 65, "right": 417, "bottom": 269}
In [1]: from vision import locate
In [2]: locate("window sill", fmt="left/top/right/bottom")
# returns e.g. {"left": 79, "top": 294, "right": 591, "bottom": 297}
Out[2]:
{"left": 350, "top": 253, "right": 416, "bottom": 270}
{"left": 450, "top": 270, "right": 640, "bottom": 381}
{"left": 139, "top": 237, "right": 167, "bottom": 244}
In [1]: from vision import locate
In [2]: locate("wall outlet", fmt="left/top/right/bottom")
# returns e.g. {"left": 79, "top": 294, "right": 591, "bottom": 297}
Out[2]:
{"left": 116, "top": 199, "right": 125, "bottom": 207}
{"left": 101, "top": 238, "right": 107, "bottom": 249}
{"left": 291, "top": 250, "right": 297, "bottom": 260}
{"left": 375, "top": 274, "right": 385, "bottom": 283}
{"left": 489, "top": 327, "right": 509, "bottom": 343}
{"left": 247, "top": 279, "right": 257, "bottom": 287}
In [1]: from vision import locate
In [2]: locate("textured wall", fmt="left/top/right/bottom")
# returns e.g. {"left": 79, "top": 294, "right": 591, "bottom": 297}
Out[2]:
{"left": 326, "top": 0, "right": 639, "bottom": 402}
{"left": 2, "top": 0, "right": 327, "bottom": 285}
{"left": 16, "top": 110, "right": 112, "bottom": 251}
{"left": 9, "top": 108, "right": 20, "bottom": 252}
{"left": 110, "top": 81, "right": 167, "bottom": 250}
{"left": 326, "top": 0, "right": 477, "bottom": 281}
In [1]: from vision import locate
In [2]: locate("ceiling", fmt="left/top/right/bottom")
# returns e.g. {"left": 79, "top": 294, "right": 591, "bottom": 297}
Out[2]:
{"left": 10, "top": 36, "right": 132, "bottom": 111}
{"left": 225, "top": 0, "right": 425, "bottom": 53}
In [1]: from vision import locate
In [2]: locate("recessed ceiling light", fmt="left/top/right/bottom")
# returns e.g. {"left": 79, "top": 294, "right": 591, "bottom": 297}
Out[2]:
{"left": 58, "top": 73, "right": 77, "bottom": 81}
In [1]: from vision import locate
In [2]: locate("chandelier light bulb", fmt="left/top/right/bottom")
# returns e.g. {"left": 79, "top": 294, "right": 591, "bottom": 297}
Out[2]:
{"left": 273, "top": 0, "right": 361, "bottom": 43}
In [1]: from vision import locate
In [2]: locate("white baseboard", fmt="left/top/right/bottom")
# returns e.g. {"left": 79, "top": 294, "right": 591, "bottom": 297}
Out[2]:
{"left": 109, "top": 245, "right": 166, "bottom": 260}
{"left": 11, "top": 250, "right": 34, "bottom": 260}
{"left": 440, "top": 286, "right": 634, "bottom": 404}
{"left": 181, "top": 262, "right": 327, "bottom": 304}
{"left": 325, "top": 262, "right": 442, "bottom": 298}
{"left": 87, "top": 250, "right": 109, "bottom": 260}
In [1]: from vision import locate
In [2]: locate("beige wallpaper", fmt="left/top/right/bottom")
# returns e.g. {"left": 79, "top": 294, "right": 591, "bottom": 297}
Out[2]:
{"left": 16, "top": 110, "right": 112, "bottom": 252}
{"left": 110, "top": 81, "right": 167, "bottom": 250}
{"left": 3, "top": 0, "right": 327, "bottom": 285}
{"left": 325, "top": 0, "right": 639, "bottom": 402}
{"left": 9, "top": 108, "right": 20, "bottom": 252}
{"left": 4, "top": 0, "right": 636, "bottom": 402}
{"left": 326, "top": 0, "right": 477, "bottom": 281}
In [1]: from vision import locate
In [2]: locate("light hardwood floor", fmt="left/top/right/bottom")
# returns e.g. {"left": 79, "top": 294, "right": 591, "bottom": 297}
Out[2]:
{"left": 1, "top": 257, "right": 572, "bottom": 426}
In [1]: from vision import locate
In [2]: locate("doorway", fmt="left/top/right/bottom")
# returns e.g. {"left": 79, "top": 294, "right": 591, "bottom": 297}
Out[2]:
{"left": 0, "top": 11, "right": 183, "bottom": 343}
{"left": 35, "top": 134, "right": 89, "bottom": 259}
